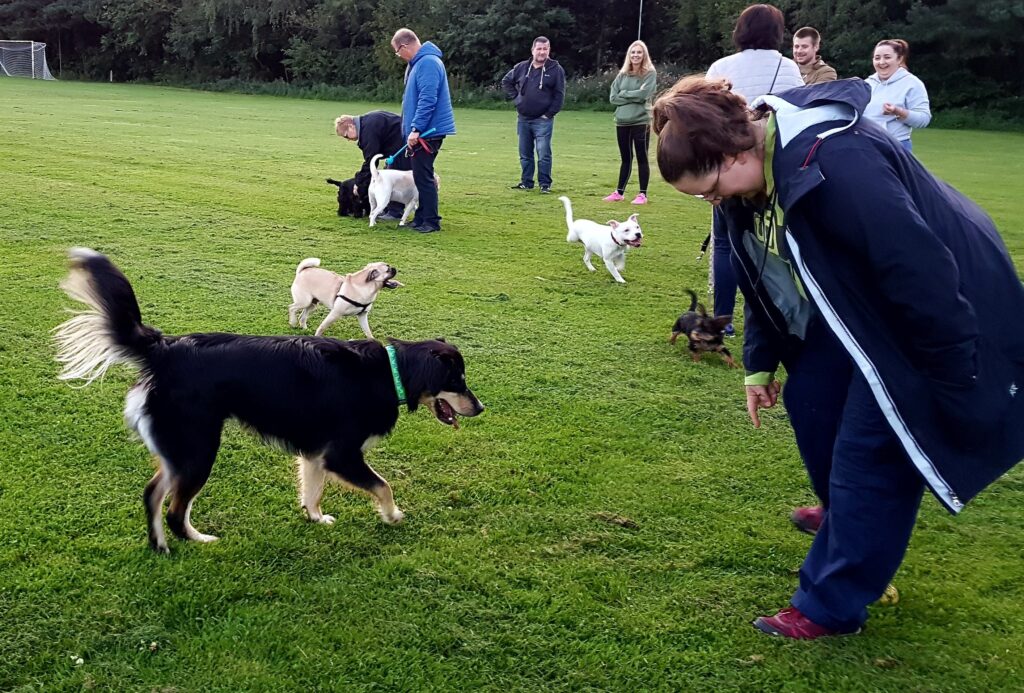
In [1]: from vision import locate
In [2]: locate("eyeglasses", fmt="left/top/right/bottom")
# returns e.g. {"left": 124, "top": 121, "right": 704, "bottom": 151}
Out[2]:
{"left": 394, "top": 44, "right": 407, "bottom": 56}
{"left": 694, "top": 166, "right": 723, "bottom": 203}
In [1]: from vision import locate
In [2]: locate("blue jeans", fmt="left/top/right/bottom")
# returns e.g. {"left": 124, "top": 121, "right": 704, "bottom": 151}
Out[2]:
{"left": 517, "top": 116, "right": 553, "bottom": 188}
{"left": 712, "top": 205, "right": 738, "bottom": 320}
{"left": 900, "top": 138, "right": 913, "bottom": 152}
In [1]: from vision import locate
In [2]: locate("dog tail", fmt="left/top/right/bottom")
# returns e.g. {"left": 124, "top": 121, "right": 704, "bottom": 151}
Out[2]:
{"left": 685, "top": 289, "right": 707, "bottom": 316}
{"left": 559, "top": 196, "right": 579, "bottom": 242}
{"left": 296, "top": 257, "right": 321, "bottom": 276}
{"left": 326, "top": 178, "right": 343, "bottom": 188}
{"left": 686, "top": 289, "right": 699, "bottom": 313}
{"left": 370, "top": 154, "right": 383, "bottom": 183}
{"left": 54, "top": 248, "right": 163, "bottom": 385}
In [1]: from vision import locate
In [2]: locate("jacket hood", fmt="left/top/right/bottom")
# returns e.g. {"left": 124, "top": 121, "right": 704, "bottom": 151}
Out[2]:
{"left": 412, "top": 41, "right": 443, "bottom": 65}
{"left": 523, "top": 57, "right": 561, "bottom": 70}
{"left": 866, "top": 67, "right": 910, "bottom": 86}
{"left": 751, "top": 79, "right": 872, "bottom": 209}
{"left": 758, "top": 78, "right": 870, "bottom": 119}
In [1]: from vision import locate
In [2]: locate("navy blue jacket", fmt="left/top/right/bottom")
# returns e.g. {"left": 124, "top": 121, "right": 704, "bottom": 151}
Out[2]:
{"left": 501, "top": 59, "right": 566, "bottom": 119}
{"left": 353, "top": 111, "right": 409, "bottom": 193}
{"left": 739, "top": 79, "right": 1024, "bottom": 513}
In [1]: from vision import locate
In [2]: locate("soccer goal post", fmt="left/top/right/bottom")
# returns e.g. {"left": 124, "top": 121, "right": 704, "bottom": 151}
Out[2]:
{"left": 0, "top": 41, "right": 56, "bottom": 80}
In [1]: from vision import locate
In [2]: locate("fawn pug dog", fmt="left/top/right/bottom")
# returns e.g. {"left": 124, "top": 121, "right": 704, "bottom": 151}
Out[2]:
{"left": 560, "top": 196, "right": 643, "bottom": 283}
{"left": 367, "top": 154, "right": 441, "bottom": 228}
{"left": 289, "top": 258, "right": 402, "bottom": 338}
{"left": 670, "top": 290, "right": 737, "bottom": 367}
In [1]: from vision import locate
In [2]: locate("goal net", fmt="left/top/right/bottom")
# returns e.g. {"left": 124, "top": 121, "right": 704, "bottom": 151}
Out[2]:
{"left": 0, "top": 41, "right": 56, "bottom": 80}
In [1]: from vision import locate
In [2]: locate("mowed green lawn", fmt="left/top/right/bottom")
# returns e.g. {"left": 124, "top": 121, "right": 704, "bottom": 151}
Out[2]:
{"left": 2, "top": 78, "right": 1024, "bottom": 691}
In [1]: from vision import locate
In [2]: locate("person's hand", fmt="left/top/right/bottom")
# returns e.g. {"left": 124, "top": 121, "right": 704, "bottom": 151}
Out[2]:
{"left": 882, "top": 103, "right": 905, "bottom": 119}
{"left": 746, "top": 380, "right": 781, "bottom": 428}
{"left": 353, "top": 185, "right": 358, "bottom": 195}
{"left": 407, "top": 131, "right": 420, "bottom": 147}
{"left": 541, "top": 115, "right": 549, "bottom": 120}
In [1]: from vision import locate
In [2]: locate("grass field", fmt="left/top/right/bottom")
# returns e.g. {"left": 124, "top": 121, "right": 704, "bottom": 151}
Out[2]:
{"left": 2, "top": 78, "right": 1024, "bottom": 692}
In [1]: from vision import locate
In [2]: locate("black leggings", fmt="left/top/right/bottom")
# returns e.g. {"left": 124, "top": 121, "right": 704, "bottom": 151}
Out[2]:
{"left": 615, "top": 124, "right": 650, "bottom": 194}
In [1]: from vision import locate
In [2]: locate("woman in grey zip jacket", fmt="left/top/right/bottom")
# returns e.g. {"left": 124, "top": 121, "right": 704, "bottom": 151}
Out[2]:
{"left": 653, "top": 76, "right": 1024, "bottom": 639}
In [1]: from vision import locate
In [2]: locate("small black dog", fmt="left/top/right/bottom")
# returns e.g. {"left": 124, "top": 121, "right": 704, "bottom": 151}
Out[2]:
{"left": 670, "top": 290, "right": 737, "bottom": 367}
{"left": 55, "top": 248, "right": 485, "bottom": 553}
{"left": 327, "top": 176, "right": 371, "bottom": 218}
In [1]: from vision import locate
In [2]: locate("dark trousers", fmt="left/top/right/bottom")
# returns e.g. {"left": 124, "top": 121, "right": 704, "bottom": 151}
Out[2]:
{"left": 615, "top": 124, "right": 650, "bottom": 194}
{"left": 781, "top": 317, "right": 854, "bottom": 507}
{"left": 712, "top": 204, "right": 738, "bottom": 320}
{"left": 791, "top": 370, "right": 926, "bottom": 632}
{"left": 411, "top": 136, "right": 444, "bottom": 229}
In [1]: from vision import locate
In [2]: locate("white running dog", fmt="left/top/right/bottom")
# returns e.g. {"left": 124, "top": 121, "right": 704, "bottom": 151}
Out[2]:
{"left": 367, "top": 154, "right": 440, "bottom": 227}
{"left": 560, "top": 196, "right": 643, "bottom": 284}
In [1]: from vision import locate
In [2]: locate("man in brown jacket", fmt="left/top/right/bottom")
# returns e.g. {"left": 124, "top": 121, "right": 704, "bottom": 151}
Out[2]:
{"left": 793, "top": 27, "right": 837, "bottom": 84}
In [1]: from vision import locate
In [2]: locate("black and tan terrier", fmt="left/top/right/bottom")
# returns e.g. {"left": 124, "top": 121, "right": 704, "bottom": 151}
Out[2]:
{"left": 670, "top": 290, "right": 737, "bottom": 367}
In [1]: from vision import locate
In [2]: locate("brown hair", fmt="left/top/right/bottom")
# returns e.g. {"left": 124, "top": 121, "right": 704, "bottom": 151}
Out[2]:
{"left": 793, "top": 27, "right": 821, "bottom": 45}
{"left": 875, "top": 38, "right": 910, "bottom": 67}
{"left": 733, "top": 4, "right": 785, "bottom": 51}
{"left": 653, "top": 75, "right": 758, "bottom": 183}
{"left": 533, "top": 36, "right": 550, "bottom": 48}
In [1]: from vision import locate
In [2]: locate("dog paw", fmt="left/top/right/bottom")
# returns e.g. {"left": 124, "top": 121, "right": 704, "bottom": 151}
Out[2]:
{"left": 189, "top": 532, "right": 219, "bottom": 543}
{"left": 381, "top": 508, "right": 405, "bottom": 525}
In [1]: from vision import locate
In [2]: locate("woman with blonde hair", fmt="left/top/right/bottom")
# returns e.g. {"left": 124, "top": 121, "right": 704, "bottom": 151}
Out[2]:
{"left": 604, "top": 40, "right": 657, "bottom": 204}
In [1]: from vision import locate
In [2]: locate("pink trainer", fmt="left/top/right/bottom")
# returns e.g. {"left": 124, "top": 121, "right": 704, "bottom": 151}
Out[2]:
{"left": 631, "top": 193, "right": 648, "bottom": 205}
{"left": 603, "top": 191, "right": 624, "bottom": 202}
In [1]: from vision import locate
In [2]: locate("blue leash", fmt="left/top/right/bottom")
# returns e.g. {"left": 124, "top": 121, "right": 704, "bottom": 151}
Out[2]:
{"left": 384, "top": 127, "right": 437, "bottom": 165}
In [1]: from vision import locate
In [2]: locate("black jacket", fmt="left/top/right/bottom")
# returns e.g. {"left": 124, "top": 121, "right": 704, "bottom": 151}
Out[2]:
{"left": 353, "top": 111, "right": 409, "bottom": 192}
{"left": 738, "top": 79, "right": 1024, "bottom": 512}
{"left": 501, "top": 59, "right": 566, "bottom": 119}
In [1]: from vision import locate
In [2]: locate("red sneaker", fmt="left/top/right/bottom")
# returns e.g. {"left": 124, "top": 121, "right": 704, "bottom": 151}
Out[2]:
{"left": 790, "top": 505, "right": 824, "bottom": 535}
{"left": 753, "top": 606, "right": 857, "bottom": 640}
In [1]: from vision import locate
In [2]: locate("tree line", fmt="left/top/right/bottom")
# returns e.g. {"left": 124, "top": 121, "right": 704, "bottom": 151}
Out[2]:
{"left": 2, "top": 0, "right": 1022, "bottom": 123}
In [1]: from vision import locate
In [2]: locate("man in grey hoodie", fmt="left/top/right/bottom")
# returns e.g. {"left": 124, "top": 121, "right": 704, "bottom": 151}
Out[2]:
{"left": 501, "top": 37, "right": 566, "bottom": 193}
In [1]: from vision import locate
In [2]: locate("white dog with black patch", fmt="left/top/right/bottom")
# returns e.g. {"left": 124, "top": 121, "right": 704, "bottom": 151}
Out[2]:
{"left": 560, "top": 196, "right": 643, "bottom": 283}
{"left": 367, "top": 154, "right": 440, "bottom": 227}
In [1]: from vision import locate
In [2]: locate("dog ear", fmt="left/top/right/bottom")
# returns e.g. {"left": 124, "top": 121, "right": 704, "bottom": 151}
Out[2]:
{"left": 628, "top": 214, "right": 639, "bottom": 223}
{"left": 608, "top": 220, "right": 620, "bottom": 229}
{"left": 367, "top": 269, "right": 379, "bottom": 282}
{"left": 435, "top": 336, "right": 447, "bottom": 343}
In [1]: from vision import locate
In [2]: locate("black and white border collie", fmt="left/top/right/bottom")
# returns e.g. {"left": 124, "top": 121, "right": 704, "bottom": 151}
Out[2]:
{"left": 54, "top": 248, "right": 484, "bottom": 553}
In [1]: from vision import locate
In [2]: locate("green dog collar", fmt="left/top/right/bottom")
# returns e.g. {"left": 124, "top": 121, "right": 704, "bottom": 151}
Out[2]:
{"left": 385, "top": 344, "right": 406, "bottom": 404}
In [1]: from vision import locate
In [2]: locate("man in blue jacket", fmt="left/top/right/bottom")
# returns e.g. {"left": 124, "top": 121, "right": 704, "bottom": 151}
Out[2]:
{"left": 391, "top": 28, "right": 456, "bottom": 233}
{"left": 654, "top": 76, "right": 1024, "bottom": 639}
{"left": 502, "top": 37, "right": 566, "bottom": 193}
